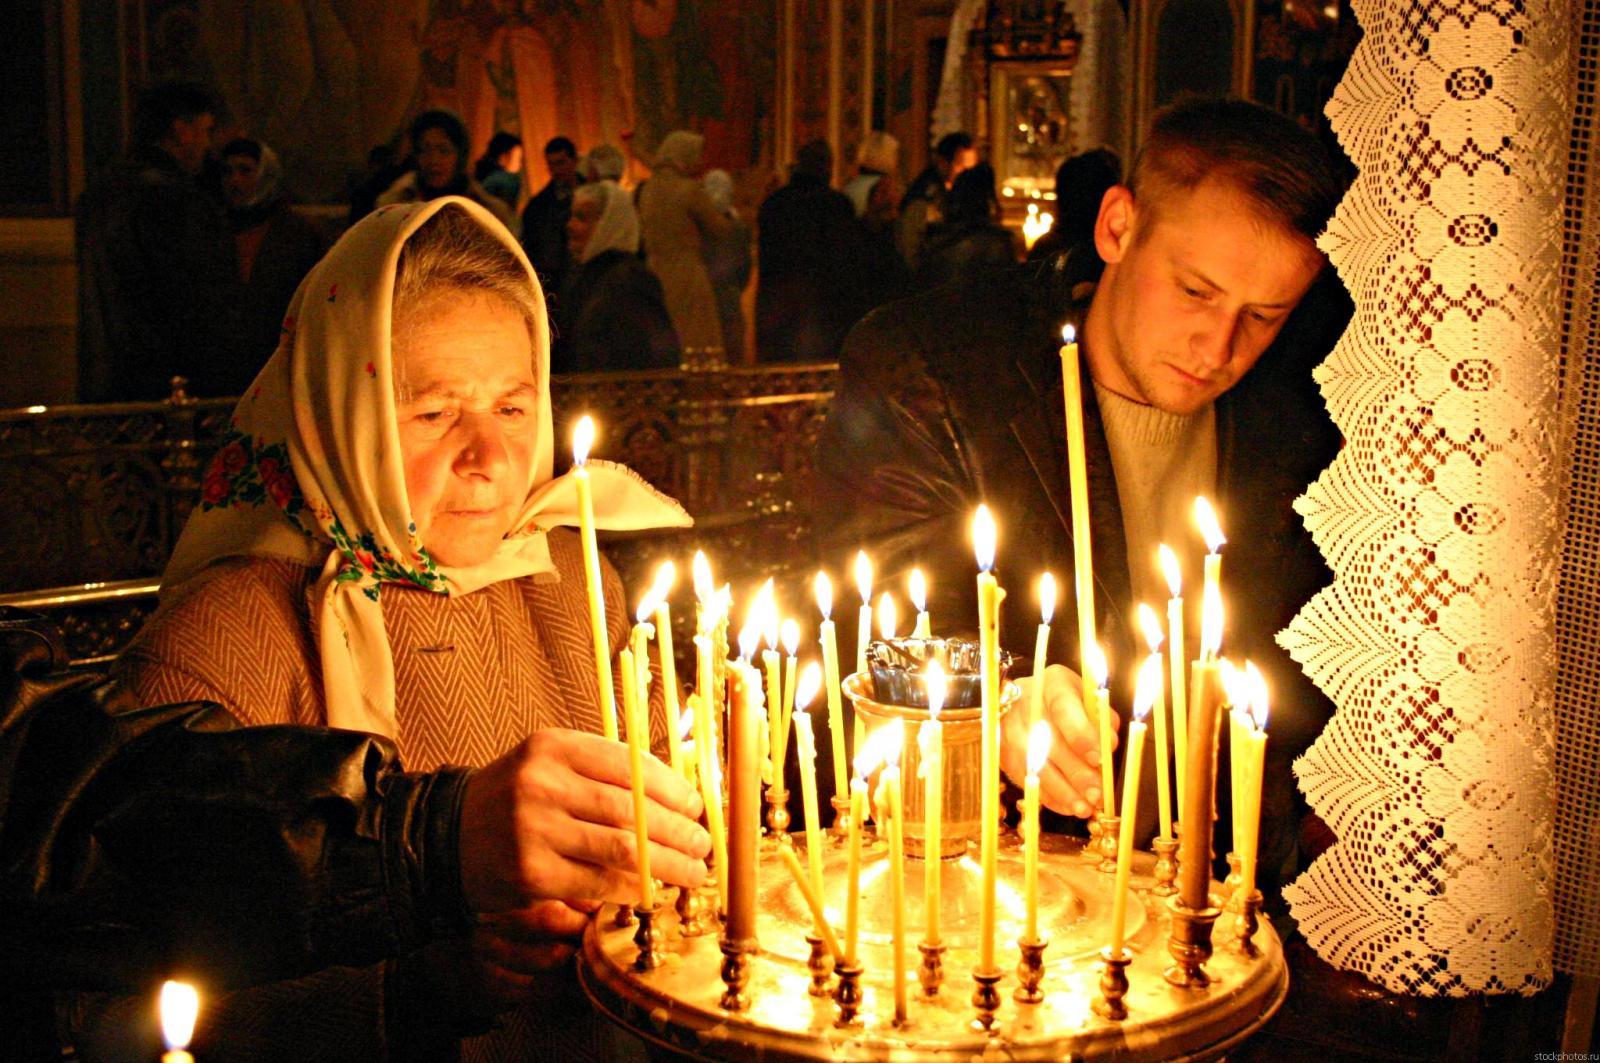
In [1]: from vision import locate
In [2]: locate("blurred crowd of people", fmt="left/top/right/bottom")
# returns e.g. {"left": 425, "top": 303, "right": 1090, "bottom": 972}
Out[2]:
{"left": 78, "top": 79, "right": 1120, "bottom": 401}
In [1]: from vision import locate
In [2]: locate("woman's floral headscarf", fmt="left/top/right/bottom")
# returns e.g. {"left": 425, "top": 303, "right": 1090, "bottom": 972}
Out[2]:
{"left": 165, "top": 196, "right": 691, "bottom": 737}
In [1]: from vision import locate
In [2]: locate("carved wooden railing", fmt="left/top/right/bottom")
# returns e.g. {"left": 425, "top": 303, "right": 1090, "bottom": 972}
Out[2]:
{"left": 0, "top": 365, "right": 838, "bottom": 664}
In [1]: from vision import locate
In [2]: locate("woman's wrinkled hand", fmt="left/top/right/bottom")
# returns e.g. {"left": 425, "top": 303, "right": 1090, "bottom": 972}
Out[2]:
{"left": 459, "top": 729, "right": 710, "bottom": 913}
{"left": 1001, "top": 664, "right": 1117, "bottom": 818}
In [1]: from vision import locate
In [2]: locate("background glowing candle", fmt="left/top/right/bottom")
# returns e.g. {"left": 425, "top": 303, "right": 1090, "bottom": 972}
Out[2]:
{"left": 1160, "top": 545, "right": 1189, "bottom": 824}
{"left": 651, "top": 562, "right": 683, "bottom": 776}
{"left": 974, "top": 504, "right": 1005, "bottom": 971}
{"left": 726, "top": 630, "right": 763, "bottom": 944}
{"left": 1109, "top": 663, "right": 1156, "bottom": 954}
{"left": 1137, "top": 603, "right": 1173, "bottom": 841}
{"left": 792, "top": 664, "right": 826, "bottom": 921}
{"left": 160, "top": 980, "right": 198, "bottom": 1063}
{"left": 572, "top": 415, "right": 618, "bottom": 741}
{"left": 910, "top": 567, "right": 931, "bottom": 637}
{"left": 921, "top": 662, "right": 947, "bottom": 945}
{"left": 1059, "top": 325, "right": 1100, "bottom": 772}
{"left": 1028, "top": 573, "right": 1056, "bottom": 738}
{"left": 1086, "top": 640, "right": 1115, "bottom": 811}
{"left": 815, "top": 571, "right": 850, "bottom": 801}
{"left": 620, "top": 645, "right": 655, "bottom": 907}
{"left": 1023, "top": 719, "right": 1051, "bottom": 942}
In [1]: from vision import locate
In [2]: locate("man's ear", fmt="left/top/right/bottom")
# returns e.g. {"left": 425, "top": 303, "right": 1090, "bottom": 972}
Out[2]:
{"left": 1093, "top": 186, "right": 1137, "bottom": 265}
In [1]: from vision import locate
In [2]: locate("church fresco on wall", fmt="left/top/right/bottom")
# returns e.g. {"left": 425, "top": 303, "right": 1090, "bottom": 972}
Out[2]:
{"left": 137, "top": 0, "right": 776, "bottom": 202}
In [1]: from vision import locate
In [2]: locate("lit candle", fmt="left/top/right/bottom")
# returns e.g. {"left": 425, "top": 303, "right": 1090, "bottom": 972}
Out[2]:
{"left": 726, "top": 628, "right": 764, "bottom": 945}
{"left": 676, "top": 706, "right": 698, "bottom": 788}
{"left": 781, "top": 619, "right": 800, "bottom": 772}
{"left": 160, "top": 980, "right": 198, "bottom": 1063}
{"left": 620, "top": 645, "right": 655, "bottom": 907}
{"left": 1180, "top": 592, "right": 1225, "bottom": 911}
{"left": 779, "top": 842, "right": 844, "bottom": 962}
{"left": 630, "top": 597, "right": 657, "bottom": 745}
{"left": 1137, "top": 604, "right": 1173, "bottom": 842}
{"left": 974, "top": 504, "right": 1005, "bottom": 972}
{"left": 815, "top": 571, "right": 850, "bottom": 802}
{"left": 1023, "top": 719, "right": 1052, "bottom": 943}
{"left": 651, "top": 562, "right": 684, "bottom": 777}
{"left": 877, "top": 590, "right": 897, "bottom": 642}
{"left": 1059, "top": 325, "right": 1099, "bottom": 777}
{"left": 1222, "top": 659, "right": 1247, "bottom": 861}
{"left": 880, "top": 721, "right": 908, "bottom": 1024}
{"left": 921, "top": 662, "right": 947, "bottom": 946}
{"left": 1027, "top": 573, "right": 1056, "bottom": 738}
{"left": 572, "top": 415, "right": 618, "bottom": 741}
{"left": 1237, "top": 664, "right": 1270, "bottom": 897}
{"left": 1109, "top": 661, "right": 1157, "bottom": 954}
{"left": 758, "top": 581, "right": 785, "bottom": 790}
{"left": 854, "top": 551, "right": 873, "bottom": 674}
{"left": 845, "top": 733, "right": 883, "bottom": 964}
{"left": 910, "top": 567, "right": 931, "bottom": 638}
{"left": 1160, "top": 545, "right": 1189, "bottom": 824}
{"left": 1194, "top": 497, "right": 1226, "bottom": 662}
{"left": 693, "top": 633, "right": 728, "bottom": 914}
{"left": 792, "top": 664, "right": 826, "bottom": 926}
{"left": 1086, "top": 640, "right": 1115, "bottom": 812}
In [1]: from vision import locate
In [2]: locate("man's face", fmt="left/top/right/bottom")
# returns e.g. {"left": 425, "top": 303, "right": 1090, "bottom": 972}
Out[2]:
{"left": 1084, "top": 176, "right": 1323, "bottom": 416}
{"left": 222, "top": 154, "right": 261, "bottom": 207}
{"left": 948, "top": 147, "right": 979, "bottom": 185}
{"left": 547, "top": 150, "right": 578, "bottom": 187}
{"left": 167, "top": 113, "right": 216, "bottom": 176}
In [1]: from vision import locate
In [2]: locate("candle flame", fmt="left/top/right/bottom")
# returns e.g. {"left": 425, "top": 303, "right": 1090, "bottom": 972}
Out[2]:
{"left": 1039, "top": 572, "right": 1056, "bottom": 624}
{"left": 634, "top": 592, "right": 659, "bottom": 626}
{"left": 1201, "top": 583, "right": 1224, "bottom": 658}
{"left": 909, "top": 568, "right": 927, "bottom": 614}
{"left": 679, "top": 706, "right": 696, "bottom": 741}
{"left": 1194, "top": 497, "right": 1226, "bottom": 553}
{"left": 1133, "top": 655, "right": 1162, "bottom": 722}
{"left": 1026, "top": 719, "right": 1053, "bottom": 776}
{"left": 572, "top": 414, "right": 595, "bottom": 465}
{"left": 876, "top": 591, "right": 897, "bottom": 640}
{"left": 781, "top": 618, "right": 800, "bottom": 657}
{"left": 814, "top": 570, "right": 833, "bottom": 619}
{"left": 160, "top": 980, "right": 199, "bottom": 1051}
{"left": 973, "top": 505, "right": 996, "bottom": 572}
{"left": 854, "top": 551, "right": 872, "bottom": 604}
{"left": 651, "top": 560, "right": 677, "bottom": 602}
{"left": 1060, "top": 323, "right": 1077, "bottom": 345}
{"left": 925, "top": 661, "right": 947, "bottom": 720}
{"left": 880, "top": 719, "right": 905, "bottom": 768}
{"left": 757, "top": 579, "right": 779, "bottom": 649}
{"left": 1246, "top": 660, "right": 1270, "bottom": 729}
{"left": 1085, "top": 641, "right": 1109, "bottom": 689}
{"left": 1136, "top": 602, "right": 1164, "bottom": 652}
{"left": 1220, "top": 658, "right": 1246, "bottom": 708}
{"left": 855, "top": 721, "right": 904, "bottom": 778}
{"left": 1158, "top": 544, "right": 1182, "bottom": 598}
{"left": 692, "top": 550, "right": 713, "bottom": 603}
{"left": 795, "top": 660, "right": 823, "bottom": 709}
{"left": 737, "top": 615, "right": 758, "bottom": 662}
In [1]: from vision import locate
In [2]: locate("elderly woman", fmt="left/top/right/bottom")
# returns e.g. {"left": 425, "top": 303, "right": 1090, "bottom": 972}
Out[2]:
{"left": 84, "top": 198, "right": 705, "bottom": 1060}
{"left": 379, "top": 110, "right": 516, "bottom": 231}
{"left": 555, "top": 180, "right": 678, "bottom": 373}
{"left": 638, "top": 130, "right": 733, "bottom": 354}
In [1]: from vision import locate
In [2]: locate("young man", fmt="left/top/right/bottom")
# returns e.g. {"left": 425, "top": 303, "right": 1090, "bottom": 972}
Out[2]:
{"left": 815, "top": 97, "right": 1350, "bottom": 896}
{"left": 520, "top": 135, "right": 584, "bottom": 293}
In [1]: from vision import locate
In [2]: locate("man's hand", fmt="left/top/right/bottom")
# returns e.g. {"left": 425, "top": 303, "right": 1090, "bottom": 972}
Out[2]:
{"left": 459, "top": 730, "right": 710, "bottom": 913}
{"left": 464, "top": 900, "right": 598, "bottom": 1011}
{"left": 1002, "top": 664, "right": 1117, "bottom": 818}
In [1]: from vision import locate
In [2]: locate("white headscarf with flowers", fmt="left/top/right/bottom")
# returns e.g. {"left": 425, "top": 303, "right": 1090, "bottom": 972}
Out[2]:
{"left": 164, "top": 196, "right": 691, "bottom": 738}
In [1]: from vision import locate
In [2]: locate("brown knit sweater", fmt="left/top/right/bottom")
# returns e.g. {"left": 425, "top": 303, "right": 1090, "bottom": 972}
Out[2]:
{"left": 90, "top": 528, "right": 662, "bottom": 1063}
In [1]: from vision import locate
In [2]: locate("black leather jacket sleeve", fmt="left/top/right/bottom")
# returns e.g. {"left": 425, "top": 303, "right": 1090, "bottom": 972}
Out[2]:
{"left": 0, "top": 621, "right": 473, "bottom": 993}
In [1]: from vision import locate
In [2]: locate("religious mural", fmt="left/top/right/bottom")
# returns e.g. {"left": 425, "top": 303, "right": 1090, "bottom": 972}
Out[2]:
{"left": 136, "top": 0, "right": 777, "bottom": 202}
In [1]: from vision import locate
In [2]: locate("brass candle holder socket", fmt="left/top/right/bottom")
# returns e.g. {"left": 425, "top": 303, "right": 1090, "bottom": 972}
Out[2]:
{"left": 1223, "top": 851, "right": 1244, "bottom": 911}
{"left": 969, "top": 967, "right": 1004, "bottom": 1035}
{"left": 805, "top": 933, "right": 834, "bottom": 996}
{"left": 1015, "top": 936, "right": 1049, "bottom": 1004}
{"left": 1084, "top": 814, "right": 1104, "bottom": 864}
{"left": 632, "top": 902, "right": 667, "bottom": 972}
{"left": 719, "top": 937, "right": 754, "bottom": 1011}
{"left": 764, "top": 786, "right": 791, "bottom": 835}
{"left": 1151, "top": 836, "right": 1180, "bottom": 897}
{"left": 917, "top": 940, "right": 946, "bottom": 997}
{"left": 1096, "top": 813, "right": 1121, "bottom": 873}
{"left": 1233, "top": 888, "right": 1264, "bottom": 958}
{"left": 832, "top": 961, "right": 864, "bottom": 1026}
{"left": 675, "top": 879, "right": 717, "bottom": 937}
{"left": 613, "top": 902, "right": 635, "bottom": 928}
{"left": 1164, "top": 895, "right": 1222, "bottom": 990}
{"left": 829, "top": 793, "right": 853, "bottom": 841}
{"left": 1092, "top": 945, "right": 1133, "bottom": 1020}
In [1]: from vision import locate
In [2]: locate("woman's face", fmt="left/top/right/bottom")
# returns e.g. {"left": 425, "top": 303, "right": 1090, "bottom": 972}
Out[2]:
{"left": 567, "top": 195, "right": 602, "bottom": 256}
{"left": 500, "top": 145, "right": 524, "bottom": 174}
{"left": 394, "top": 290, "right": 538, "bottom": 567}
{"left": 416, "top": 127, "right": 462, "bottom": 192}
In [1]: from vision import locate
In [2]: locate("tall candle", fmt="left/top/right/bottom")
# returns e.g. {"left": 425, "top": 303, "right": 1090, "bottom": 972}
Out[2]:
{"left": 1222, "top": 660, "right": 1247, "bottom": 856}
{"left": 1137, "top": 604, "right": 1173, "bottom": 841}
{"left": 881, "top": 722, "right": 908, "bottom": 1024}
{"left": 815, "top": 571, "right": 850, "bottom": 801}
{"left": 974, "top": 504, "right": 1005, "bottom": 971}
{"left": 630, "top": 603, "right": 656, "bottom": 746}
{"left": 692, "top": 633, "right": 728, "bottom": 913}
{"left": 1086, "top": 641, "right": 1115, "bottom": 811}
{"left": 1194, "top": 497, "right": 1226, "bottom": 662}
{"left": 845, "top": 768, "right": 867, "bottom": 964}
{"left": 758, "top": 581, "right": 784, "bottom": 789}
{"left": 620, "top": 646, "right": 655, "bottom": 907}
{"left": 910, "top": 567, "right": 931, "bottom": 638}
{"left": 779, "top": 842, "right": 844, "bottom": 962}
{"left": 1028, "top": 573, "right": 1056, "bottom": 738}
{"left": 781, "top": 619, "right": 800, "bottom": 770}
{"left": 1109, "top": 665, "right": 1156, "bottom": 954}
{"left": 1059, "top": 325, "right": 1099, "bottom": 770}
{"left": 572, "top": 415, "right": 618, "bottom": 741}
{"left": 792, "top": 665, "right": 826, "bottom": 923}
{"left": 1160, "top": 545, "right": 1189, "bottom": 824}
{"left": 1023, "top": 720, "right": 1052, "bottom": 942}
{"left": 854, "top": 551, "right": 873, "bottom": 767}
{"left": 726, "top": 642, "right": 763, "bottom": 945}
{"left": 651, "top": 562, "right": 684, "bottom": 777}
{"left": 160, "top": 981, "right": 199, "bottom": 1063}
{"left": 1238, "top": 664, "right": 1270, "bottom": 895}
{"left": 921, "top": 662, "right": 947, "bottom": 945}
{"left": 1179, "top": 593, "right": 1225, "bottom": 911}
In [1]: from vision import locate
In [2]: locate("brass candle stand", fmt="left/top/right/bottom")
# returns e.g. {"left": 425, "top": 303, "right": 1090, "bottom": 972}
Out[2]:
{"left": 765, "top": 787, "right": 791, "bottom": 835}
{"left": 1015, "top": 936, "right": 1048, "bottom": 1004}
{"left": 918, "top": 940, "right": 946, "bottom": 996}
{"left": 1092, "top": 945, "right": 1133, "bottom": 1020}
{"left": 804, "top": 933, "right": 833, "bottom": 996}
{"left": 633, "top": 902, "right": 667, "bottom": 971}
{"left": 1164, "top": 895, "right": 1223, "bottom": 990}
{"left": 1095, "top": 813, "right": 1121, "bottom": 873}
{"left": 676, "top": 880, "right": 719, "bottom": 937}
{"left": 832, "top": 961, "right": 864, "bottom": 1026}
{"left": 1151, "top": 837, "right": 1180, "bottom": 897}
{"left": 970, "top": 967, "right": 1004, "bottom": 1034}
{"left": 829, "top": 794, "right": 853, "bottom": 841}
{"left": 1232, "top": 889, "right": 1264, "bottom": 959}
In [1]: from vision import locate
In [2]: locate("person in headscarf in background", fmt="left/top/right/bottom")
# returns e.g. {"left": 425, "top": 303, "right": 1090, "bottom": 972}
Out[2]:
{"left": 474, "top": 131, "right": 526, "bottom": 213}
{"left": 555, "top": 181, "right": 679, "bottom": 373}
{"left": 378, "top": 110, "right": 516, "bottom": 231}
{"left": 637, "top": 131, "right": 733, "bottom": 355}
{"left": 843, "top": 131, "right": 901, "bottom": 218}
{"left": 221, "top": 137, "right": 328, "bottom": 376}
{"left": 700, "top": 168, "right": 753, "bottom": 363}
{"left": 72, "top": 198, "right": 705, "bottom": 1061}
{"left": 581, "top": 143, "right": 628, "bottom": 186}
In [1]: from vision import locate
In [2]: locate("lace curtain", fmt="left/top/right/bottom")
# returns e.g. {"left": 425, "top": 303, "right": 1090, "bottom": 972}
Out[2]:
{"left": 1279, "top": 0, "right": 1572, "bottom": 994}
